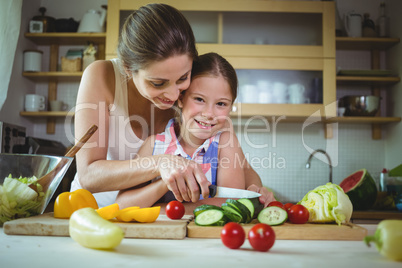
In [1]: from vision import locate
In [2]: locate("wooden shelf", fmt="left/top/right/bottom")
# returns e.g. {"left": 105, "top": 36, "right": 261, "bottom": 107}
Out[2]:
{"left": 336, "top": 37, "right": 400, "bottom": 50}
{"left": 24, "top": 32, "right": 106, "bottom": 45}
{"left": 336, "top": 75, "right": 400, "bottom": 86}
{"left": 23, "top": 71, "right": 82, "bottom": 82}
{"left": 20, "top": 111, "right": 75, "bottom": 117}
{"left": 325, "top": 116, "right": 401, "bottom": 124}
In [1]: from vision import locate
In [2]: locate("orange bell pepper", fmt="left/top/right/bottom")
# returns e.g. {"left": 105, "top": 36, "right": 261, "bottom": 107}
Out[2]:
{"left": 96, "top": 203, "right": 120, "bottom": 220}
{"left": 54, "top": 189, "right": 98, "bottom": 219}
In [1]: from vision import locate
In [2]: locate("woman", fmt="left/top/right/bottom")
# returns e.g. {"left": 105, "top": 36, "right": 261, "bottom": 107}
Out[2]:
{"left": 70, "top": 3, "right": 272, "bottom": 208}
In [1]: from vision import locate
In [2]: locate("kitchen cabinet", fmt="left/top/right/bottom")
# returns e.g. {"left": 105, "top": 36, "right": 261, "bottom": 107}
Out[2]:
{"left": 336, "top": 37, "right": 401, "bottom": 140}
{"left": 106, "top": 0, "right": 337, "bottom": 124}
{"left": 20, "top": 32, "right": 106, "bottom": 134}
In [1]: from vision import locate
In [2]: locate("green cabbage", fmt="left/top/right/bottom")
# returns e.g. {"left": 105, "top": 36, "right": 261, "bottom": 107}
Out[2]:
{"left": 299, "top": 183, "right": 353, "bottom": 225}
{"left": 0, "top": 175, "right": 43, "bottom": 226}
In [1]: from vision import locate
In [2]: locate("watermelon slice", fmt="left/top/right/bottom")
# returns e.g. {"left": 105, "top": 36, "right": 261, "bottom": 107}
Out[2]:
{"left": 339, "top": 169, "right": 377, "bottom": 210}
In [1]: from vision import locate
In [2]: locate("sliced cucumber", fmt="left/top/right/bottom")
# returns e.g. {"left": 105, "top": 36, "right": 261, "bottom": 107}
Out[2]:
{"left": 225, "top": 199, "right": 251, "bottom": 223}
{"left": 193, "top": 204, "right": 222, "bottom": 217}
{"left": 221, "top": 203, "right": 244, "bottom": 222}
{"left": 258, "top": 206, "right": 288, "bottom": 226}
{"left": 195, "top": 209, "right": 227, "bottom": 226}
{"left": 237, "top": 198, "right": 255, "bottom": 220}
{"left": 249, "top": 197, "right": 264, "bottom": 219}
{"left": 222, "top": 210, "right": 242, "bottom": 223}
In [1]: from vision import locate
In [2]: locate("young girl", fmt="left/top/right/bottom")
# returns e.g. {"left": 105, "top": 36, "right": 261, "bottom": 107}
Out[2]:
{"left": 116, "top": 53, "right": 248, "bottom": 210}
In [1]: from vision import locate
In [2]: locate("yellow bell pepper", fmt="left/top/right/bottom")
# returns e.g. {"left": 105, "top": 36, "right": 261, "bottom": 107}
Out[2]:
{"left": 96, "top": 203, "right": 120, "bottom": 220}
{"left": 54, "top": 189, "right": 98, "bottom": 219}
{"left": 115, "top": 206, "right": 160, "bottom": 223}
{"left": 364, "top": 219, "right": 402, "bottom": 262}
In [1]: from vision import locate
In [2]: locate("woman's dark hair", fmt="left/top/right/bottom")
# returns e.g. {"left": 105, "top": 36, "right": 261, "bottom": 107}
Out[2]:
{"left": 117, "top": 3, "right": 198, "bottom": 72}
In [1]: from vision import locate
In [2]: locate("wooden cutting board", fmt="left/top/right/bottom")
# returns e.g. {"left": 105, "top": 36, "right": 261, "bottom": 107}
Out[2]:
{"left": 3, "top": 212, "right": 193, "bottom": 240}
{"left": 187, "top": 221, "right": 367, "bottom": 241}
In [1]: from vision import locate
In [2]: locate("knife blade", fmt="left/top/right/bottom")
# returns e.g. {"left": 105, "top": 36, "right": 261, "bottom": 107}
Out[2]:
{"left": 207, "top": 185, "right": 261, "bottom": 199}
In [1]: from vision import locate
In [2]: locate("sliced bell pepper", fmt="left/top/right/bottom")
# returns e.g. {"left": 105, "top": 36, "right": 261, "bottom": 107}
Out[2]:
{"left": 115, "top": 206, "right": 160, "bottom": 223}
{"left": 96, "top": 203, "right": 120, "bottom": 220}
{"left": 115, "top": 206, "right": 140, "bottom": 222}
{"left": 54, "top": 189, "right": 98, "bottom": 219}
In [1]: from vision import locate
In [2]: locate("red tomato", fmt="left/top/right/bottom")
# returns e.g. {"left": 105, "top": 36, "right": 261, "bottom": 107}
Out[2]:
{"left": 268, "top": 201, "right": 284, "bottom": 209}
{"left": 221, "top": 222, "right": 245, "bottom": 249}
{"left": 165, "top": 201, "right": 185, "bottom": 220}
{"left": 248, "top": 223, "right": 276, "bottom": 252}
{"left": 284, "top": 203, "right": 294, "bottom": 211}
{"left": 288, "top": 204, "right": 309, "bottom": 224}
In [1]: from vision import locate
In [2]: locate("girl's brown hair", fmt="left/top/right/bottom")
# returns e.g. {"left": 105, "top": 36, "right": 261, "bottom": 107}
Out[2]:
{"left": 191, "top": 52, "right": 238, "bottom": 103}
{"left": 117, "top": 3, "right": 198, "bottom": 72}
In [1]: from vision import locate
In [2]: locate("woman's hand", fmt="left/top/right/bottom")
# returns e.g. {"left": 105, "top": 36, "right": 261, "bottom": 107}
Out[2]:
{"left": 156, "top": 155, "right": 210, "bottom": 202}
{"left": 247, "top": 184, "right": 276, "bottom": 207}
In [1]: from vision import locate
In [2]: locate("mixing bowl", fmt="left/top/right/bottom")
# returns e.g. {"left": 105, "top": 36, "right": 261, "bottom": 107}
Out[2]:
{"left": 0, "top": 153, "right": 73, "bottom": 225}
{"left": 339, "top": 95, "right": 380, "bottom": 117}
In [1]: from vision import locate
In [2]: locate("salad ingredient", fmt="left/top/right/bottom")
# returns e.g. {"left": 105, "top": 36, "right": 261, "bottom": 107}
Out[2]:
{"left": 0, "top": 175, "right": 43, "bottom": 226}
{"left": 116, "top": 206, "right": 160, "bottom": 223}
{"left": 195, "top": 209, "right": 226, "bottom": 226}
{"left": 268, "top": 201, "right": 285, "bottom": 209}
{"left": 388, "top": 163, "right": 402, "bottom": 177}
{"left": 257, "top": 206, "right": 288, "bottom": 226}
{"left": 248, "top": 223, "right": 276, "bottom": 252}
{"left": 287, "top": 204, "right": 309, "bottom": 224}
{"left": 221, "top": 222, "right": 245, "bottom": 249}
{"left": 166, "top": 200, "right": 185, "bottom": 220}
{"left": 96, "top": 203, "right": 120, "bottom": 220}
{"left": 299, "top": 183, "right": 353, "bottom": 225}
{"left": 364, "top": 220, "right": 402, "bottom": 262}
{"left": 225, "top": 199, "right": 251, "bottom": 223}
{"left": 69, "top": 207, "right": 124, "bottom": 249}
{"left": 339, "top": 169, "right": 377, "bottom": 210}
{"left": 115, "top": 206, "right": 140, "bottom": 222}
{"left": 284, "top": 203, "right": 294, "bottom": 211}
{"left": 53, "top": 189, "right": 98, "bottom": 219}
{"left": 193, "top": 204, "right": 222, "bottom": 217}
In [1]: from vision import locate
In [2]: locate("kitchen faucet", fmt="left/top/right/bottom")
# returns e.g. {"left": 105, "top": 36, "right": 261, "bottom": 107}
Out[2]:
{"left": 305, "top": 149, "right": 333, "bottom": 183}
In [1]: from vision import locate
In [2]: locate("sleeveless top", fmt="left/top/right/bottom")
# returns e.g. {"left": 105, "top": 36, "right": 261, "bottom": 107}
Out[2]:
{"left": 152, "top": 118, "right": 221, "bottom": 203}
{"left": 70, "top": 58, "right": 144, "bottom": 208}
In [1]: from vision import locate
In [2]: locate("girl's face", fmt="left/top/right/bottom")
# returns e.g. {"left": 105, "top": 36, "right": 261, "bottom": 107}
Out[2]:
{"left": 132, "top": 54, "right": 193, "bottom": 110}
{"left": 178, "top": 75, "right": 233, "bottom": 144}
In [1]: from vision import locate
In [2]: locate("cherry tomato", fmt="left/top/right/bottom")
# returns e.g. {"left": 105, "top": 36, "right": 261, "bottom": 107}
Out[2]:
{"left": 268, "top": 201, "right": 284, "bottom": 209}
{"left": 288, "top": 204, "right": 309, "bottom": 224}
{"left": 248, "top": 223, "right": 276, "bottom": 252}
{"left": 165, "top": 201, "right": 185, "bottom": 220}
{"left": 284, "top": 203, "right": 294, "bottom": 211}
{"left": 221, "top": 222, "right": 245, "bottom": 249}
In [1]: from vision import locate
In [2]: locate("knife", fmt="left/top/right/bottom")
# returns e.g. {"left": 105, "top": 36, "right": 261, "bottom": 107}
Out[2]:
{"left": 207, "top": 185, "right": 261, "bottom": 199}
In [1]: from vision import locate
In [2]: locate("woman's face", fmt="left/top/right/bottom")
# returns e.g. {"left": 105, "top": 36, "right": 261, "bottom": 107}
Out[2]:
{"left": 132, "top": 54, "right": 193, "bottom": 110}
{"left": 178, "top": 75, "right": 233, "bottom": 143}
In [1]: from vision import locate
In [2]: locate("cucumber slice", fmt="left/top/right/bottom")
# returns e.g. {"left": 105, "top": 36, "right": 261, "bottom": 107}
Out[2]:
{"left": 221, "top": 203, "right": 244, "bottom": 222}
{"left": 237, "top": 198, "right": 255, "bottom": 220}
{"left": 195, "top": 209, "right": 227, "bottom": 226}
{"left": 249, "top": 197, "right": 264, "bottom": 219}
{"left": 258, "top": 206, "right": 288, "bottom": 226}
{"left": 222, "top": 210, "right": 242, "bottom": 223}
{"left": 225, "top": 199, "right": 251, "bottom": 223}
{"left": 193, "top": 204, "right": 222, "bottom": 217}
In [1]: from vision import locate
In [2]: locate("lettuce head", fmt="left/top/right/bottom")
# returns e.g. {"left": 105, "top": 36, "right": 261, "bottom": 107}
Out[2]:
{"left": 299, "top": 183, "right": 353, "bottom": 225}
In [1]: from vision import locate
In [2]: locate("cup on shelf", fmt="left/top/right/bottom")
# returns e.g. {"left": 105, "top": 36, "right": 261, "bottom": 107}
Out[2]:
{"left": 272, "top": 82, "right": 288, "bottom": 104}
{"left": 23, "top": 50, "right": 43, "bottom": 72}
{"left": 24, "top": 94, "right": 45, "bottom": 112}
{"left": 49, "top": 100, "right": 68, "bottom": 111}
{"left": 288, "top": 83, "right": 309, "bottom": 104}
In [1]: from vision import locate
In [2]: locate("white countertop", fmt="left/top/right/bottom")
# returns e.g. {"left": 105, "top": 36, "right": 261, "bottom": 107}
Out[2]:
{"left": 1, "top": 224, "right": 400, "bottom": 268}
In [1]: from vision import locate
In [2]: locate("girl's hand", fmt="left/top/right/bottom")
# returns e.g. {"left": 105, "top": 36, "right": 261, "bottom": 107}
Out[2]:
{"left": 247, "top": 184, "right": 276, "bottom": 207}
{"left": 157, "top": 155, "right": 210, "bottom": 202}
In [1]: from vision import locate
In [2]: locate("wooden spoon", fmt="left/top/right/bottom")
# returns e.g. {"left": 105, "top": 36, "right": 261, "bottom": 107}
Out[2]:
{"left": 29, "top": 125, "right": 98, "bottom": 193}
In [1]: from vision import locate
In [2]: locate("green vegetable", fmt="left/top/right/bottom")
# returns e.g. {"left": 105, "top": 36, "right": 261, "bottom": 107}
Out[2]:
{"left": 258, "top": 206, "right": 288, "bottom": 226}
{"left": 364, "top": 220, "right": 402, "bottom": 262}
{"left": 194, "top": 209, "right": 227, "bottom": 226}
{"left": 299, "top": 182, "right": 353, "bottom": 225}
{"left": 0, "top": 175, "right": 43, "bottom": 226}
{"left": 193, "top": 204, "right": 222, "bottom": 217}
{"left": 237, "top": 198, "right": 255, "bottom": 219}
{"left": 225, "top": 199, "right": 251, "bottom": 223}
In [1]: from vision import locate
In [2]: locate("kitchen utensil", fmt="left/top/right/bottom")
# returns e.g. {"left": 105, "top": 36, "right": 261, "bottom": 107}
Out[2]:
{"left": 207, "top": 185, "right": 261, "bottom": 198}
{"left": 49, "top": 100, "right": 68, "bottom": 111}
{"left": 23, "top": 50, "right": 43, "bottom": 72}
{"left": 344, "top": 11, "right": 362, "bottom": 37}
{"left": 29, "top": 125, "right": 98, "bottom": 193}
{"left": 0, "top": 154, "right": 74, "bottom": 220}
{"left": 339, "top": 95, "right": 380, "bottom": 117}
{"left": 32, "top": 7, "right": 55, "bottom": 32}
{"left": 55, "top": 18, "right": 79, "bottom": 32}
{"left": 77, "top": 7, "right": 107, "bottom": 33}
{"left": 24, "top": 94, "right": 45, "bottom": 112}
